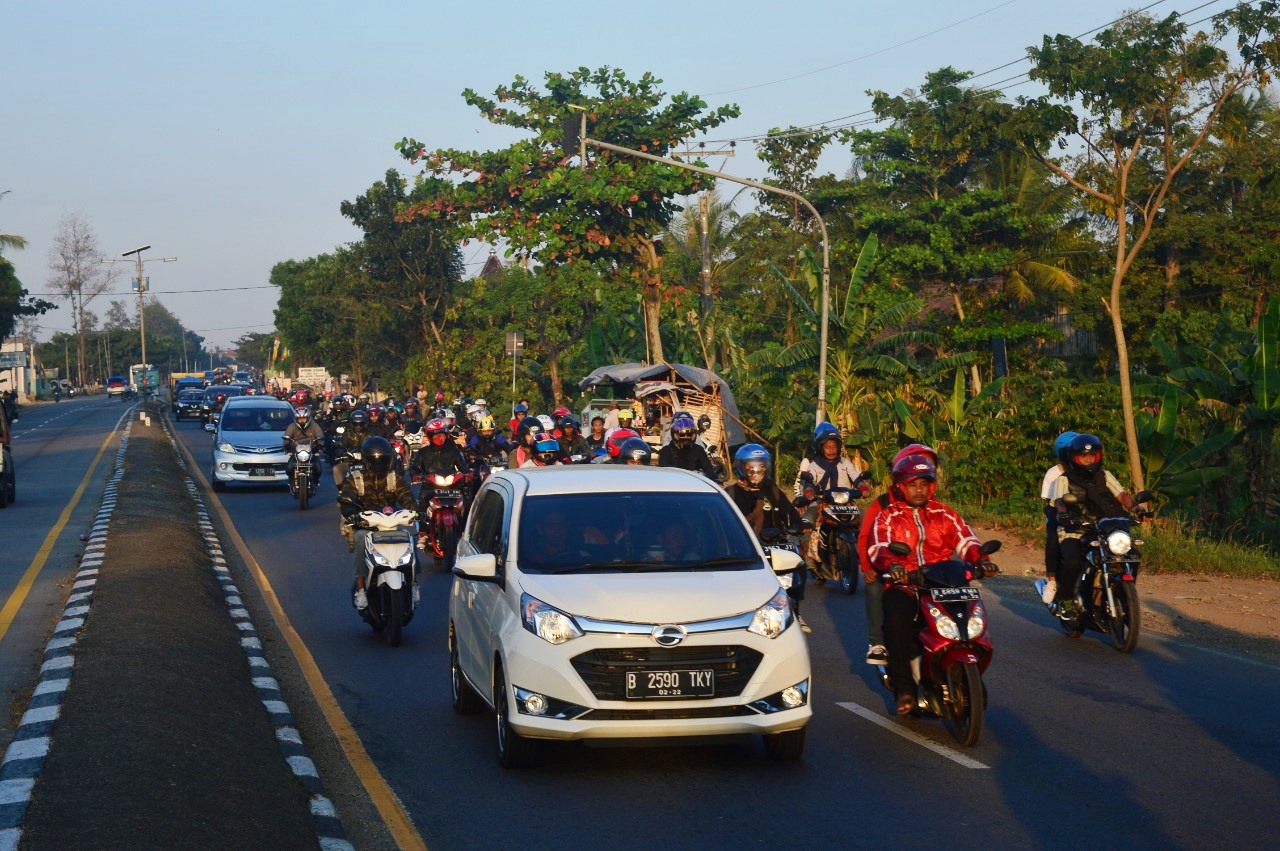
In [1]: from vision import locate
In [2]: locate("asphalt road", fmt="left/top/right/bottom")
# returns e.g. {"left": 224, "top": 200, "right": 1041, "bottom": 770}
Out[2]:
{"left": 169, "top": 418, "right": 1280, "bottom": 850}
{"left": 0, "top": 395, "right": 130, "bottom": 745}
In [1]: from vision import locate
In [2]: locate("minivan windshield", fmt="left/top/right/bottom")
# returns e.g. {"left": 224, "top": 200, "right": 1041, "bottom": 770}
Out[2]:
{"left": 517, "top": 492, "right": 760, "bottom": 574}
{"left": 218, "top": 405, "right": 292, "bottom": 433}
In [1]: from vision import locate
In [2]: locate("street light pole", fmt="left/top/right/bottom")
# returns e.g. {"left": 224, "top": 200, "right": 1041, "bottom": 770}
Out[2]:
{"left": 104, "top": 245, "right": 177, "bottom": 375}
{"left": 574, "top": 134, "right": 832, "bottom": 425}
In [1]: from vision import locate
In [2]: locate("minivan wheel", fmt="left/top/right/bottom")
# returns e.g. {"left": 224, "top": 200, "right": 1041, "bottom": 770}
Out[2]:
{"left": 494, "top": 666, "right": 537, "bottom": 768}
{"left": 763, "top": 726, "right": 807, "bottom": 760}
{"left": 211, "top": 466, "right": 226, "bottom": 492}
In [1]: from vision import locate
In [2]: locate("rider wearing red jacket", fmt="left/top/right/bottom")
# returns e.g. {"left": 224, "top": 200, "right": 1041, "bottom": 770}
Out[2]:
{"left": 869, "top": 453, "right": 982, "bottom": 716}
{"left": 856, "top": 443, "right": 937, "bottom": 666}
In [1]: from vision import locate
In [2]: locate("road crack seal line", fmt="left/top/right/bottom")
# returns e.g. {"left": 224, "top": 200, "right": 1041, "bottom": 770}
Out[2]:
{"left": 160, "top": 416, "right": 354, "bottom": 851}
{"left": 0, "top": 409, "right": 133, "bottom": 851}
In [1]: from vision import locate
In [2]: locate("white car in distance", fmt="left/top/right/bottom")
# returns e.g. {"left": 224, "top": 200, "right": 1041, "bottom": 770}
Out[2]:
{"left": 449, "top": 465, "right": 811, "bottom": 767}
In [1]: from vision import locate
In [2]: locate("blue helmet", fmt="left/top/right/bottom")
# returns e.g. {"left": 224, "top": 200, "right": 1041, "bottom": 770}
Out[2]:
{"left": 1054, "top": 431, "right": 1079, "bottom": 459}
{"left": 734, "top": 443, "right": 771, "bottom": 482}
{"left": 813, "top": 421, "right": 841, "bottom": 451}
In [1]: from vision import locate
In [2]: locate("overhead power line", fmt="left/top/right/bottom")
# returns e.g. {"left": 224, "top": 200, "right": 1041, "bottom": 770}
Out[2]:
{"left": 693, "top": 0, "right": 1236, "bottom": 146}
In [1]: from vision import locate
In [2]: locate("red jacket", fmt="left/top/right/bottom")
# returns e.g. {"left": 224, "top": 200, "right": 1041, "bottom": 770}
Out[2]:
{"left": 869, "top": 498, "right": 981, "bottom": 572}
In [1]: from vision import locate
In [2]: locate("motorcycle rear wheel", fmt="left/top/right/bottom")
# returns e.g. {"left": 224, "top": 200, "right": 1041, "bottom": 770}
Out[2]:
{"left": 944, "top": 662, "right": 984, "bottom": 747}
{"left": 1107, "top": 581, "right": 1141, "bottom": 653}
{"left": 384, "top": 584, "right": 404, "bottom": 647}
{"left": 836, "top": 540, "right": 858, "bottom": 595}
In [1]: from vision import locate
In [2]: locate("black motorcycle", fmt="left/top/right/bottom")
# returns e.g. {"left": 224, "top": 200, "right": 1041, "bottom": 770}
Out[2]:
{"left": 287, "top": 440, "right": 320, "bottom": 510}
{"left": 1035, "top": 491, "right": 1153, "bottom": 653}
{"left": 795, "top": 471, "right": 871, "bottom": 595}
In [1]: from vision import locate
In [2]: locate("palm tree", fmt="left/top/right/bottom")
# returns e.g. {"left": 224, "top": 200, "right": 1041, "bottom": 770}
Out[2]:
{"left": 0, "top": 190, "right": 29, "bottom": 254}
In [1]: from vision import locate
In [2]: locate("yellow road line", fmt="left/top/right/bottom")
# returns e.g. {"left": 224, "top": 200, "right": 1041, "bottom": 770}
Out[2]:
{"left": 177, "top": 437, "right": 427, "bottom": 851}
{"left": 0, "top": 426, "right": 116, "bottom": 641}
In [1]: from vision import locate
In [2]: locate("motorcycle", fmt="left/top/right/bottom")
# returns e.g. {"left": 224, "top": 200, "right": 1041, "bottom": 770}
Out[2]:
{"left": 795, "top": 471, "right": 872, "bottom": 595}
{"left": 419, "top": 471, "right": 472, "bottom": 571}
{"left": 287, "top": 440, "right": 320, "bottom": 510}
{"left": 877, "top": 540, "right": 1001, "bottom": 747}
{"left": 1034, "top": 491, "right": 1152, "bottom": 653}
{"left": 759, "top": 526, "right": 807, "bottom": 603}
{"left": 52, "top": 385, "right": 61, "bottom": 403}
{"left": 353, "top": 508, "right": 419, "bottom": 646}
{"left": 480, "top": 453, "right": 507, "bottom": 479}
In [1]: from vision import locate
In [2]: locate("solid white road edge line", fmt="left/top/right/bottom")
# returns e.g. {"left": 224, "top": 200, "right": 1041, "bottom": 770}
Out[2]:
{"left": 836, "top": 702, "right": 990, "bottom": 770}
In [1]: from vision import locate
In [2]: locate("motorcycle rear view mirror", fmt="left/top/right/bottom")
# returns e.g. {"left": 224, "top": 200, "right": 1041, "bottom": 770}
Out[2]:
{"left": 887, "top": 541, "right": 911, "bottom": 557}
{"left": 980, "top": 540, "right": 1002, "bottom": 555}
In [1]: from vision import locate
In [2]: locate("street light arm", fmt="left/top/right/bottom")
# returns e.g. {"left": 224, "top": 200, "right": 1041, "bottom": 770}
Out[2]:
{"left": 583, "top": 137, "right": 830, "bottom": 424}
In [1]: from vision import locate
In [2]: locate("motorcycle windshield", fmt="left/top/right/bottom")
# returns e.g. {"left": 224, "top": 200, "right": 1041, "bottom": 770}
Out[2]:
{"left": 921, "top": 560, "right": 971, "bottom": 589}
{"left": 1097, "top": 517, "right": 1132, "bottom": 534}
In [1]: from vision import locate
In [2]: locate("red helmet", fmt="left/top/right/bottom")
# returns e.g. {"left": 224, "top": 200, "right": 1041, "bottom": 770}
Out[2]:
{"left": 424, "top": 417, "right": 449, "bottom": 446}
{"left": 891, "top": 443, "right": 937, "bottom": 468}
{"left": 367, "top": 403, "right": 385, "bottom": 421}
{"left": 892, "top": 453, "right": 937, "bottom": 484}
{"left": 553, "top": 406, "right": 571, "bottom": 420}
{"left": 606, "top": 428, "right": 641, "bottom": 458}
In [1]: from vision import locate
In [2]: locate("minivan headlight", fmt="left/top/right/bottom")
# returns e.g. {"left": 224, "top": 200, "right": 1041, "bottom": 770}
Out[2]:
{"left": 216, "top": 441, "right": 236, "bottom": 454}
{"left": 521, "top": 593, "right": 583, "bottom": 645}
{"left": 748, "top": 589, "right": 794, "bottom": 639}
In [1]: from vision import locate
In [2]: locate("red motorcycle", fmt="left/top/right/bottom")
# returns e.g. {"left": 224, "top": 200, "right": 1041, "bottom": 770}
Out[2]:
{"left": 877, "top": 540, "right": 1001, "bottom": 747}
{"left": 419, "top": 471, "right": 471, "bottom": 571}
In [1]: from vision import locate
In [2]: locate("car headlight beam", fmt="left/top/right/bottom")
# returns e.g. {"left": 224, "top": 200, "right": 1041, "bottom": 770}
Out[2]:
{"left": 748, "top": 589, "right": 794, "bottom": 639}
{"left": 520, "top": 593, "right": 583, "bottom": 645}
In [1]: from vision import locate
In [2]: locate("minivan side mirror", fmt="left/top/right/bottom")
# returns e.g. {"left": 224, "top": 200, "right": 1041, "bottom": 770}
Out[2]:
{"left": 454, "top": 553, "right": 499, "bottom": 581}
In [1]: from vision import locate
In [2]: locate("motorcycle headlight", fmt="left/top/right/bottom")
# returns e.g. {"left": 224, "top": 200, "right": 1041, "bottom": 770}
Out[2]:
{"left": 396, "top": 550, "right": 414, "bottom": 566}
{"left": 296, "top": 448, "right": 311, "bottom": 463}
{"left": 521, "top": 594, "right": 582, "bottom": 645}
{"left": 216, "top": 441, "right": 236, "bottom": 454}
{"left": 831, "top": 490, "right": 850, "bottom": 505}
{"left": 927, "top": 604, "right": 962, "bottom": 641}
{"left": 1106, "top": 530, "right": 1134, "bottom": 555}
{"left": 748, "top": 589, "right": 794, "bottom": 639}
{"left": 967, "top": 602, "right": 986, "bottom": 640}
{"left": 370, "top": 550, "right": 390, "bottom": 566}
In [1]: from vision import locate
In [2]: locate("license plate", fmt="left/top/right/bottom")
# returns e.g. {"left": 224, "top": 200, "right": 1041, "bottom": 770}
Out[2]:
{"left": 251, "top": 467, "right": 271, "bottom": 477}
{"left": 434, "top": 489, "right": 462, "bottom": 499}
{"left": 931, "top": 587, "right": 980, "bottom": 602}
{"left": 625, "top": 669, "right": 715, "bottom": 699}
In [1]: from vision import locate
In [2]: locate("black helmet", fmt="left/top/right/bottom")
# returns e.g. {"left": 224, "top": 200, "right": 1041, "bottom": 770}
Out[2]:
{"left": 557, "top": 414, "right": 580, "bottom": 434}
{"left": 362, "top": 436, "right": 395, "bottom": 474}
{"left": 348, "top": 408, "right": 369, "bottom": 427}
{"left": 1062, "top": 433, "right": 1104, "bottom": 474}
{"left": 517, "top": 415, "right": 543, "bottom": 440}
{"left": 619, "top": 437, "right": 652, "bottom": 465}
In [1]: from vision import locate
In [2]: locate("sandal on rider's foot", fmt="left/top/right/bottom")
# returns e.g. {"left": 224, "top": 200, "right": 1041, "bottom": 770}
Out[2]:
{"left": 896, "top": 693, "right": 915, "bottom": 716}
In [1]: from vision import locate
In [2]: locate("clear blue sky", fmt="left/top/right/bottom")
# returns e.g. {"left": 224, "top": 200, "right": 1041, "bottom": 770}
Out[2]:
{"left": 2, "top": 0, "right": 1210, "bottom": 351}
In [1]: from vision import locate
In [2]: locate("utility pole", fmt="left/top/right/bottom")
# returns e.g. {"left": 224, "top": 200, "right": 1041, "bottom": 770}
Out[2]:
{"left": 103, "top": 245, "right": 177, "bottom": 373}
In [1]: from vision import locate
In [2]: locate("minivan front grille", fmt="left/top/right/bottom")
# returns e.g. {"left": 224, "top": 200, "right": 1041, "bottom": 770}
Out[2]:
{"left": 570, "top": 645, "right": 763, "bottom": 701}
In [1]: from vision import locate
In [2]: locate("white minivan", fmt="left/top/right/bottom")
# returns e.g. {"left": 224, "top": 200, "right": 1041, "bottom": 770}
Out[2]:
{"left": 449, "top": 465, "right": 811, "bottom": 767}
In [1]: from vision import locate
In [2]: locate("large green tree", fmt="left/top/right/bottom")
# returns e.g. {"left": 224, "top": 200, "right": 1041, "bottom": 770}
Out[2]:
{"left": 339, "top": 168, "right": 465, "bottom": 349}
{"left": 396, "top": 66, "right": 740, "bottom": 363}
{"left": 1007, "top": 3, "right": 1280, "bottom": 489}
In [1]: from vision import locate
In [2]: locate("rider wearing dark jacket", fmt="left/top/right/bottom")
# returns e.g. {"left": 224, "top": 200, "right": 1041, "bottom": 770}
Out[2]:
{"left": 338, "top": 437, "right": 417, "bottom": 607}
{"left": 657, "top": 412, "right": 717, "bottom": 478}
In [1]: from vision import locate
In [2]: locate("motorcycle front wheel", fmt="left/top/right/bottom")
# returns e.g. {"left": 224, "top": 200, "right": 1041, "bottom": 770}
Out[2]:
{"left": 297, "top": 474, "right": 309, "bottom": 510}
{"left": 384, "top": 584, "right": 404, "bottom": 647}
{"left": 837, "top": 539, "right": 859, "bottom": 595}
{"left": 944, "top": 662, "right": 984, "bottom": 747}
{"left": 438, "top": 521, "right": 460, "bottom": 572}
{"left": 1107, "top": 581, "right": 1141, "bottom": 653}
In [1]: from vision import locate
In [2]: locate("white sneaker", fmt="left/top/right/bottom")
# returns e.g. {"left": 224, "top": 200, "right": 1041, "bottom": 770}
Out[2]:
{"left": 354, "top": 589, "right": 368, "bottom": 610}
{"left": 1040, "top": 579, "right": 1057, "bottom": 604}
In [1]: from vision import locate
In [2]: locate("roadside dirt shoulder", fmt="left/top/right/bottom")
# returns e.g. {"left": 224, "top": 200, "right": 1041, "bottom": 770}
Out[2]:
{"left": 979, "top": 528, "right": 1280, "bottom": 660}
